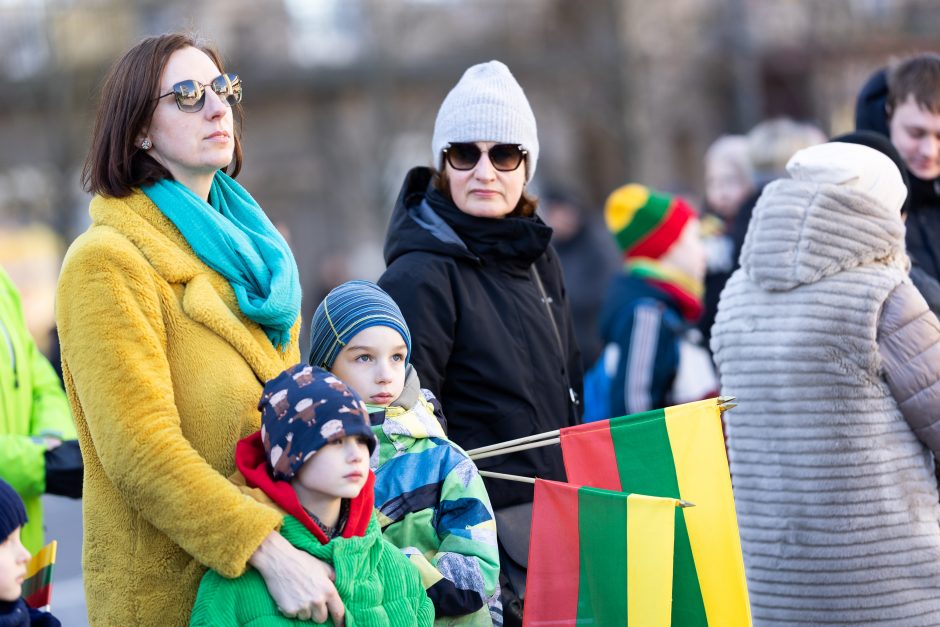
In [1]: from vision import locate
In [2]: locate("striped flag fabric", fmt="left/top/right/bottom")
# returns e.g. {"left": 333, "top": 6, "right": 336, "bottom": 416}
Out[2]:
{"left": 524, "top": 479, "right": 679, "bottom": 626}
{"left": 560, "top": 398, "right": 751, "bottom": 627}
{"left": 22, "top": 540, "right": 57, "bottom": 610}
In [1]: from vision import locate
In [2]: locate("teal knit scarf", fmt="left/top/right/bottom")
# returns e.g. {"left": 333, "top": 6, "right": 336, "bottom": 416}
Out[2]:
{"left": 143, "top": 172, "right": 300, "bottom": 349}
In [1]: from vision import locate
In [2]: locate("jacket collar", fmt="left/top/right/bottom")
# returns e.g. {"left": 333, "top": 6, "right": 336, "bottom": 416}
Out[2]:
{"left": 369, "top": 367, "right": 445, "bottom": 451}
{"left": 89, "top": 191, "right": 298, "bottom": 383}
{"left": 425, "top": 183, "right": 553, "bottom": 270}
{"left": 235, "top": 432, "right": 374, "bottom": 544}
{"left": 0, "top": 599, "right": 29, "bottom": 627}
{"left": 383, "top": 166, "right": 554, "bottom": 272}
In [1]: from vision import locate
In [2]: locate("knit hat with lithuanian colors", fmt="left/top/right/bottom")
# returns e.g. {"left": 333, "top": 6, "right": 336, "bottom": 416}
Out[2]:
{"left": 604, "top": 184, "right": 696, "bottom": 260}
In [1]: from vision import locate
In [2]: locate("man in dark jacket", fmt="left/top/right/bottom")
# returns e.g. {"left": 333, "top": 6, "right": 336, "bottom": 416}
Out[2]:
{"left": 856, "top": 53, "right": 940, "bottom": 315}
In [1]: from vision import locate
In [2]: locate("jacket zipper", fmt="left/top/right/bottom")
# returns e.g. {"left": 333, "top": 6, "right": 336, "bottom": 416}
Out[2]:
{"left": 529, "top": 266, "right": 578, "bottom": 406}
{"left": 0, "top": 316, "right": 17, "bottom": 388}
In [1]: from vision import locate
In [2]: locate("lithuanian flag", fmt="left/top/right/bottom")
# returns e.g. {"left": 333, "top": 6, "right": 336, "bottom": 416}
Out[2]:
{"left": 560, "top": 398, "right": 751, "bottom": 627}
{"left": 524, "top": 479, "right": 679, "bottom": 626}
{"left": 22, "top": 540, "right": 56, "bottom": 610}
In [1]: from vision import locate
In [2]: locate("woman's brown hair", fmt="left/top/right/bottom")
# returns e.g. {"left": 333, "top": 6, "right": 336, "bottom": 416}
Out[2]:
{"left": 82, "top": 33, "right": 243, "bottom": 198}
{"left": 432, "top": 167, "right": 538, "bottom": 218}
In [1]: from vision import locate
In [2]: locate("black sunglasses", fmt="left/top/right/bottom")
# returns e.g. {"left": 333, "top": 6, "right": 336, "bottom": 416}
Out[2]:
{"left": 155, "top": 73, "right": 243, "bottom": 113}
{"left": 443, "top": 143, "right": 527, "bottom": 172}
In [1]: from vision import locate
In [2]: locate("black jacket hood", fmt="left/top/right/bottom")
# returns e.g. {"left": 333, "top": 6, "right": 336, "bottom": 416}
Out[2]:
{"left": 383, "top": 166, "right": 553, "bottom": 273}
{"left": 383, "top": 167, "right": 477, "bottom": 266}
{"left": 855, "top": 67, "right": 891, "bottom": 139}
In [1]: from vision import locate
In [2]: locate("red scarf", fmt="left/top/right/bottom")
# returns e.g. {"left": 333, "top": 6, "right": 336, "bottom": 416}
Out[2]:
{"left": 235, "top": 432, "right": 374, "bottom": 544}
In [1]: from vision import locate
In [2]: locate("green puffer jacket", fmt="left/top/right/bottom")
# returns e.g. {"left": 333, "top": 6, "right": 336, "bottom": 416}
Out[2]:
{"left": 0, "top": 267, "right": 75, "bottom": 552}
{"left": 190, "top": 514, "right": 434, "bottom": 626}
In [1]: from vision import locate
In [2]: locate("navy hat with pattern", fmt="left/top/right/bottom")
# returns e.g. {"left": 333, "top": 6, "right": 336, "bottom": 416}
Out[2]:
{"left": 259, "top": 364, "right": 377, "bottom": 481}
{"left": 308, "top": 280, "right": 411, "bottom": 370}
{"left": 0, "top": 478, "right": 27, "bottom": 541}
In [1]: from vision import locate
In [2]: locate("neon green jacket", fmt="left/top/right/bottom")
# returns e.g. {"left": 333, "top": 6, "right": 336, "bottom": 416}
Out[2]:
{"left": 0, "top": 266, "right": 75, "bottom": 552}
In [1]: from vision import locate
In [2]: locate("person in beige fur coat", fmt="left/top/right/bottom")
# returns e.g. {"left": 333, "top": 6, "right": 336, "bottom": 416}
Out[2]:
{"left": 712, "top": 139, "right": 940, "bottom": 625}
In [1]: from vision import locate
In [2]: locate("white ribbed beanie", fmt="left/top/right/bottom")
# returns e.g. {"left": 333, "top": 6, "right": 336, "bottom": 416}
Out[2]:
{"left": 432, "top": 60, "right": 539, "bottom": 182}
{"left": 786, "top": 142, "right": 907, "bottom": 213}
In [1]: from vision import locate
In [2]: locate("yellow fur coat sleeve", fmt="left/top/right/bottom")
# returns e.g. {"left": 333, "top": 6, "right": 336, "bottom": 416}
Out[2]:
{"left": 56, "top": 192, "right": 298, "bottom": 626}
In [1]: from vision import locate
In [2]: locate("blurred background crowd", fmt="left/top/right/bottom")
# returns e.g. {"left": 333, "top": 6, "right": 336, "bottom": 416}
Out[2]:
{"left": 1, "top": 0, "right": 939, "bottom": 624}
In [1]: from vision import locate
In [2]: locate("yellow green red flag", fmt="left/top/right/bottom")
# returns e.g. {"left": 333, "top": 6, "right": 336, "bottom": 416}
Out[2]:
{"left": 560, "top": 398, "right": 751, "bottom": 627}
{"left": 524, "top": 479, "right": 678, "bottom": 625}
{"left": 23, "top": 539, "right": 57, "bottom": 610}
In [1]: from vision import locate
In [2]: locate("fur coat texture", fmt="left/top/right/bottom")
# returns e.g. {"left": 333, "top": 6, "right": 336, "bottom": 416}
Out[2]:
{"left": 56, "top": 190, "right": 299, "bottom": 626}
{"left": 711, "top": 171, "right": 940, "bottom": 625}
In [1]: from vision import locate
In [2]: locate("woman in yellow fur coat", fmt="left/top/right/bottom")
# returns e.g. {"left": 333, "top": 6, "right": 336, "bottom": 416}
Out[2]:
{"left": 56, "top": 34, "right": 343, "bottom": 626}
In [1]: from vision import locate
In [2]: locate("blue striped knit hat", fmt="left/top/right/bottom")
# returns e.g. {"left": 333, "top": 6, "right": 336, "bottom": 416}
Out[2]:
{"left": 308, "top": 280, "right": 412, "bottom": 370}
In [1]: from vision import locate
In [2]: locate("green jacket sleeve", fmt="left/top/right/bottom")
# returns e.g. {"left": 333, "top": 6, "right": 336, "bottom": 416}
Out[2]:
{"left": 27, "top": 334, "right": 75, "bottom": 440}
{"left": 0, "top": 267, "right": 73, "bottom": 496}
{"left": 0, "top": 435, "right": 45, "bottom": 497}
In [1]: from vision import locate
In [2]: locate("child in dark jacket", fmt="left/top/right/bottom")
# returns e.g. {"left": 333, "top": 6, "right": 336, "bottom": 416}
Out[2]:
{"left": 584, "top": 185, "right": 717, "bottom": 422}
{"left": 0, "top": 478, "right": 60, "bottom": 627}
{"left": 190, "top": 364, "right": 434, "bottom": 626}
{"left": 309, "top": 280, "right": 501, "bottom": 626}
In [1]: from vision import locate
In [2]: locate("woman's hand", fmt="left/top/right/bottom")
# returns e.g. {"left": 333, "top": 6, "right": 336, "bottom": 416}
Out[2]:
{"left": 249, "top": 531, "right": 346, "bottom": 625}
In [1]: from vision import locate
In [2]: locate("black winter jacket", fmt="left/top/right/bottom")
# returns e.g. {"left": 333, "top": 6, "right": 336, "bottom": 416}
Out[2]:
{"left": 856, "top": 67, "right": 940, "bottom": 316}
{"left": 378, "top": 168, "right": 583, "bottom": 510}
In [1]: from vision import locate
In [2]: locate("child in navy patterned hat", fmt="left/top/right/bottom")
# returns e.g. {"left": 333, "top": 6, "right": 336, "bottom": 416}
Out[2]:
{"left": 258, "top": 363, "right": 377, "bottom": 490}
{"left": 190, "top": 364, "right": 433, "bottom": 626}
{"left": 309, "top": 280, "right": 502, "bottom": 626}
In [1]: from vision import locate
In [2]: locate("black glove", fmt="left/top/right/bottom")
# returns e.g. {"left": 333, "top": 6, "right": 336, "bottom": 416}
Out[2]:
{"left": 44, "top": 440, "right": 83, "bottom": 499}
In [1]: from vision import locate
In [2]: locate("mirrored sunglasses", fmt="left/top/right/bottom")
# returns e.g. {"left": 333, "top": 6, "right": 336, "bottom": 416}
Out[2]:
{"left": 155, "top": 73, "right": 242, "bottom": 113}
{"left": 443, "top": 143, "right": 527, "bottom": 172}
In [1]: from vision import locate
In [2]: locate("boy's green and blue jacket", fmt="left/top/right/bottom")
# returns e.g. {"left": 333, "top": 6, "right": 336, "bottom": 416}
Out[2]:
{"left": 369, "top": 368, "right": 501, "bottom": 626}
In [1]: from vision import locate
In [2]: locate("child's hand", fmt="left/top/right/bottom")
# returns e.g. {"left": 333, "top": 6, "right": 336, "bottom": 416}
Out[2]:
{"left": 250, "top": 530, "right": 345, "bottom": 624}
{"left": 43, "top": 437, "right": 62, "bottom": 451}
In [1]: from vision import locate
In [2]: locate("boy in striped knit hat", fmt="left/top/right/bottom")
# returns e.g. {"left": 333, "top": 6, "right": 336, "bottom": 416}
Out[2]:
{"left": 583, "top": 184, "right": 718, "bottom": 422}
{"left": 309, "top": 280, "right": 502, "bottom": 626}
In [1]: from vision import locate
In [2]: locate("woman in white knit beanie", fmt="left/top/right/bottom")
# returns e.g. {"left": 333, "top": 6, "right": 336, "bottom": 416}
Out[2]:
{"left": 378, "top": 60, "right": 583, "bottom": 627}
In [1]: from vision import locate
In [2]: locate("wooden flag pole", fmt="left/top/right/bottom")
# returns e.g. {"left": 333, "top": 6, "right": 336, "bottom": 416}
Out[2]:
{"left": 466, "top": 397, "right": 738, "bottom": 459}
{"left": 469, "top": 438, "right": 560, "bottom": 460}
{"left": 465, "top": 430, "right": 561, "bottom": 457}
{"left": 479, "top": 470, "right": 536, "bottom": 484}
{"left": 478, "top": 473, "right": 700, "bottom": 511}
